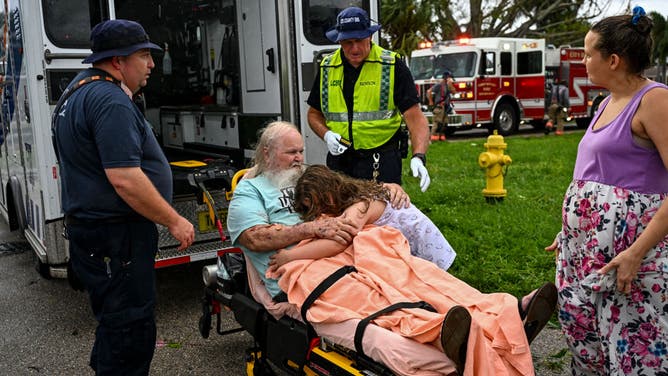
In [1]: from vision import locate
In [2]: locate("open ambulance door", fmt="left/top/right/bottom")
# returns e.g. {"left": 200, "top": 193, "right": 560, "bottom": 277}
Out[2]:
{"left": 237, "top": 0, "right": 280, "bottom": 115}
{"left": 294, "top": 1, "right": 378, "bottom": 165}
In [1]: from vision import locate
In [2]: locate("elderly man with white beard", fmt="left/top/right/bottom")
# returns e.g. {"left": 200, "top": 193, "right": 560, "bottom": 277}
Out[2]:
{"left": 226, "top": 120, "right": 410, "bottom": 302}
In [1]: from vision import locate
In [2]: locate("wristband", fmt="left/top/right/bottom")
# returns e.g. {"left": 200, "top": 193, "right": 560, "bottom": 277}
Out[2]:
{"left": 412, "top": 153, "right": 426, "bottom": 166}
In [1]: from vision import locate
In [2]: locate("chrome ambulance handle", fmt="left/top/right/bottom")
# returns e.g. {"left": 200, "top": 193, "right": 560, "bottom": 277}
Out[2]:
{"left": 43, "top": 49, "right": 89, "bottom": 64}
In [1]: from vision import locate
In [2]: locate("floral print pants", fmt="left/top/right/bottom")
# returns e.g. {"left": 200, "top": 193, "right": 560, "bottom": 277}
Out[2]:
{"left": 556, "top": 180, "right": 668, "bottom": 375}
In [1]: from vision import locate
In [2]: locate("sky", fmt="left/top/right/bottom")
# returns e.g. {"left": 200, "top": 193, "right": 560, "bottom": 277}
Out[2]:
{"left": 604, "top": 0, "right": 668, "bottom": 18}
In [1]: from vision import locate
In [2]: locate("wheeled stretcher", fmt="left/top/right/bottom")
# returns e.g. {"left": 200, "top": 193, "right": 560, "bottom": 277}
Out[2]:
{"left": 195, "top": 169, "right": 396, "bottom": 375}
{"left": 198, "top": 251, "right": 396, "bottom": 375}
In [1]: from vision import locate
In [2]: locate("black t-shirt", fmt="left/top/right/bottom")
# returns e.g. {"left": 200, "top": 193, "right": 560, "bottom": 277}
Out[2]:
{"left": 55, "top": 70, "right": 172, "bottom": 219}
{"left": 307, "top": 49, "right": 420, "bottom": 115}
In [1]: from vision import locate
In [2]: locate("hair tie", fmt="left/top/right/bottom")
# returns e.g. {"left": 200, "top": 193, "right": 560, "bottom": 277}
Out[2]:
{"left": 632, "top": 6, "right": 646, "bottom": 25}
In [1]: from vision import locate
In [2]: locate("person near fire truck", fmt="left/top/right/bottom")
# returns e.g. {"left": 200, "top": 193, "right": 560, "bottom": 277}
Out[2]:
{"left": 427, "top": 69, "right": 457, "bottom": 141}
{"left": 545, "top": 78, "right": 570, "bottom": 135}
{"left": 307, "top": 7, "right": 431, "bottom": 192}
{"left": 52, "top": 19, "right": 195, "bottom": 375}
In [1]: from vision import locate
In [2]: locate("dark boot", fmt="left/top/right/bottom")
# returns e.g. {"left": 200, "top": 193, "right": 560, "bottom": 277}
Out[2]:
{"left": 520, "top": 282, "right": 558, "bottom": 344}
{"left": 440, "top": 305, "right": 471, "bottom": 374}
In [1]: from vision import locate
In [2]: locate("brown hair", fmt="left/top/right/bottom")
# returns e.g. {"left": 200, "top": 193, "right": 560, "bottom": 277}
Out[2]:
{"left": 294, "top": 165, "right": 389, "bottom": 221}
{"left": 590, "top": 13, "right": 653, "bottom": 75}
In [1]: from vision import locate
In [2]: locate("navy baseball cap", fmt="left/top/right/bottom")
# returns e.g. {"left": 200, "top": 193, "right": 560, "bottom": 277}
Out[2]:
{"left": 325, "top": 7, "right": 381, "bottom": 43}
{"left": 442, "top": 70, "right": 452, "bottom": 79}
{"left": 82, "top": 19, "right": 162, "bottom": 64}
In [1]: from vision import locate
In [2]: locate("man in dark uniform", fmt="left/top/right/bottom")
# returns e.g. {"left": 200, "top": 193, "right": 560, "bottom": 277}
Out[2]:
{"left": 427, "top": 69, "right": 457, "bottom": 141}
{"left": 307, "top": 7, "right": 431, "bottom": 192}
{"left": 53, "top": 19, "right": 194, "bottom": 375}
{"left": 545, "top": 78, "right": 570, "bottom": 135}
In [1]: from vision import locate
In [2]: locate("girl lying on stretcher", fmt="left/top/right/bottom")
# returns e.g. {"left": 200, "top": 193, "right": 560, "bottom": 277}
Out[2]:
{"left": 266, "top": 165, "right": 557, "bottom": 375}
{"left": 278, "top": 164, "right": 458, "bottom": 271}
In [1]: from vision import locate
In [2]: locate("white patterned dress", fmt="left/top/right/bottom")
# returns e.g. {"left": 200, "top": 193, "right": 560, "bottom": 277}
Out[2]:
{"left": 375, "top": 202, "right": 456, "bottom": 271}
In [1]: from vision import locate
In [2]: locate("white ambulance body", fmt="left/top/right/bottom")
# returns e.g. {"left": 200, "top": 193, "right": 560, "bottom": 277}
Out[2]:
{"left": 0, "top": 0, "right": 378, "bottom": 278}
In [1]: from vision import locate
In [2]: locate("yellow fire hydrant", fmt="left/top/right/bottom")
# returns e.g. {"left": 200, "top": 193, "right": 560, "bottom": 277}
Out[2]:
{"left": 478, "top": 130, "right": 512, "bottom": 200}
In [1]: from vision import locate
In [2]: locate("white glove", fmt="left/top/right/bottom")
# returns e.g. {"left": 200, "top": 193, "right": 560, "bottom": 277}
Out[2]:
{"left": 324, "top": 130, "right": 348, "bottom": 156}
{"left": 410, "top": 157, "right": 431, "bottom": 192}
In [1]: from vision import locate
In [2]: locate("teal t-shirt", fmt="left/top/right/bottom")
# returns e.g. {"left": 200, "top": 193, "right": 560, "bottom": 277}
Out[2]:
{"left": 226, "top": 175, "right": 300, "bottom": 297}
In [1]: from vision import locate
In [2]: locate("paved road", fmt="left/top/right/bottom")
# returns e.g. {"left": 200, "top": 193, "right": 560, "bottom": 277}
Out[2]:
{"left": 0, "top": 198, "right": 572, "bottom": 375}
{"left": 0, "top": 224, "right": 250, "bottom": 375}
{"left": 444, "top": 121, "right": 582, "bottom": 140}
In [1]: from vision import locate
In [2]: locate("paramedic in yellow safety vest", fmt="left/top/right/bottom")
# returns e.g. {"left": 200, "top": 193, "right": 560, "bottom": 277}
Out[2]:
{"left": 307, "top": 7, "right": 431, "bottom": 192}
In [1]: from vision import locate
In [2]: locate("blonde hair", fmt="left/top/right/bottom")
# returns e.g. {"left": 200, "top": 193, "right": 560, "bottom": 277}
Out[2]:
{"left": 252, "top": 121, "right": 300, "bottom": 175}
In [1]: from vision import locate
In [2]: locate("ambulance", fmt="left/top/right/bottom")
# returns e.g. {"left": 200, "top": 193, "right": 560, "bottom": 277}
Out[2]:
{"left": 0, "top": 0, "right": 378, "bottom": 278}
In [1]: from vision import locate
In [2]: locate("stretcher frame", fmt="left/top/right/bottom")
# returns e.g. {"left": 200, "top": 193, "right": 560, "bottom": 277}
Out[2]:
{"left": 198, "top": 255, "right": 395, "bottom": 375}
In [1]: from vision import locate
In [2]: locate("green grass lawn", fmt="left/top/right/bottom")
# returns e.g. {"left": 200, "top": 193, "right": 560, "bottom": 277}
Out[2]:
{"left": 403, "top": 130, "right": 583, "bottom": 298}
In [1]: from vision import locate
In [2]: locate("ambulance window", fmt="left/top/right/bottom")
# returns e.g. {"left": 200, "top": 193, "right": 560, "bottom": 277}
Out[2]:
{"left": 302, "top": 0, "right": 370, "bottom": 45}
{"left": 42, "top": 0, "right": 106, "bottom": 48}
{"left": 517, "top": 51, "right": 542, "bottom": 75}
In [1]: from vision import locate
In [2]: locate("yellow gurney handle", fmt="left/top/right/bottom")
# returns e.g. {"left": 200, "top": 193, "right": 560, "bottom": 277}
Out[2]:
{"left": 226, "top": 168, "right": 249, "bottom": 201}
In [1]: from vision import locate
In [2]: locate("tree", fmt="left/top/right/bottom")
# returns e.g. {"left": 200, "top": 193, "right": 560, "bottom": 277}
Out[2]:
{"left": 379, "top": 0, "right": 445, "bottom": 57}
{"left": 650, "top": 11, "right": 668, "bottom": 83}
{"left": 380, "top": 0, "right": 613, "bottom": 55}
{"left": 379, "top": 0, "right": 462, "bottom": 57}
{"left": 462, "top": 0, "right": 601, "bottom": 45}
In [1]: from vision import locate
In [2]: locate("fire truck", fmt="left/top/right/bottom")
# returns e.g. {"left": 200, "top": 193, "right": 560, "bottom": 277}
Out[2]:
{"left": 409, "top": 37, "right": 608, "bottom": 135}
{"left": 0, "top": 0, "right": 378, "bottom": 278}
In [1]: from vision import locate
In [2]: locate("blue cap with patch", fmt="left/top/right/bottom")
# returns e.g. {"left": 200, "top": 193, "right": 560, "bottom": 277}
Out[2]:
{"left": 325, "top": 7, "right": 381, "bottom": 43}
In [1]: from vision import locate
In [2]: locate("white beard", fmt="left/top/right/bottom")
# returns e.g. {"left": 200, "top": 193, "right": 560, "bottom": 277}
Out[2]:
{"left": 264, "top": 165, "right": 304, "bottom": 190}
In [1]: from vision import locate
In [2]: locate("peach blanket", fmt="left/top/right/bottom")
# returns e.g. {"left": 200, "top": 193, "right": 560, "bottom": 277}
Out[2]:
{"left": 269, "top": 225, "right": 535, "bottom": 376}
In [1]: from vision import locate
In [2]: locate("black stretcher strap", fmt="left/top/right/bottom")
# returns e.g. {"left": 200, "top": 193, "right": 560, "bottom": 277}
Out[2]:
{"left": 299, "top": 265, "right": 437, "bottom": 361}
{"left": 354, "top": 300, "right": 436, "bottom": 357}
{"left": 301, "top": 265, "right": 357, "bottom": 337}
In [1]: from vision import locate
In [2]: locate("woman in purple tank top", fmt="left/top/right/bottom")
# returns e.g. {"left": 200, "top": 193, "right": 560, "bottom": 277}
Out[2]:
{"left": 546, "top": 7, "right": 668, "bottom": 375}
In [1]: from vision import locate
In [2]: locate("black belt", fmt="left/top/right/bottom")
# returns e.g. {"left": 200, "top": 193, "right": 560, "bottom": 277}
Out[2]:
{"left": 349, "top": 135, "right": 400, "bottom": 156}
{"left": 64, "top": 214, "right": 147, "bottom": 225}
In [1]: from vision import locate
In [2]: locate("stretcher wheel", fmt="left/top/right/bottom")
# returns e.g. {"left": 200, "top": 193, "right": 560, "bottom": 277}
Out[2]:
{"left": 198, "top": 297, "right": 212, "bottom": 339}
{"left": 245, "top": 348, "right": 276, "bottom": 375}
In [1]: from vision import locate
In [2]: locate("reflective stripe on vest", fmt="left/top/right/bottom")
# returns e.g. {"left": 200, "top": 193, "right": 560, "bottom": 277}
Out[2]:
{"left": 320, "top": 44, "right": 402, "bottom": 150}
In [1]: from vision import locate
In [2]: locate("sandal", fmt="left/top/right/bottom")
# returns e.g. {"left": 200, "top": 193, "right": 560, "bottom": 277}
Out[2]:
{"left": 440, "top": 305, "right": 471, "bottom": 374}
{"left": 520, "top": 282, "right": 557, "bottom": 344}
